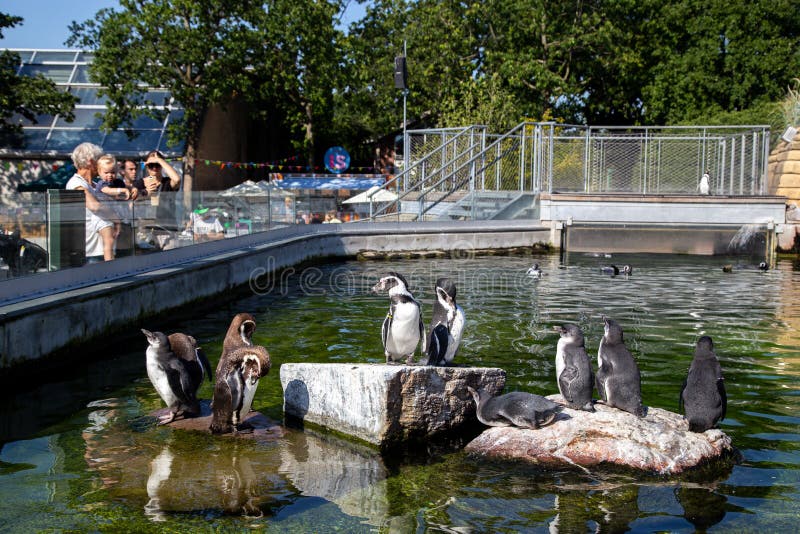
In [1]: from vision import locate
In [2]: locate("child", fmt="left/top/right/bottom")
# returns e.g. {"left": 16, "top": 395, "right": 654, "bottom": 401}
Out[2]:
{"left": 93, "top": 155, "right": 125, "bottom": 260}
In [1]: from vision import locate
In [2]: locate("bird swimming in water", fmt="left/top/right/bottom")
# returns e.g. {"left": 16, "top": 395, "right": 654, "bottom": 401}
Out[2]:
{"left": 526, "top": 263, "right": 544, "bottom": 278}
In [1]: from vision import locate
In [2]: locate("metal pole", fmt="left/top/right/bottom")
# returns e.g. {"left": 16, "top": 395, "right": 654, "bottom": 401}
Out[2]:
{"left": 402, "top": 40, "right": 408, "bottom": 195}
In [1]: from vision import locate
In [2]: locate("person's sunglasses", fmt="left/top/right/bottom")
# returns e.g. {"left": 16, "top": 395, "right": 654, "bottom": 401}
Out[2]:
{"left": 147, "top": 162, "right": 161, "bottom": 170}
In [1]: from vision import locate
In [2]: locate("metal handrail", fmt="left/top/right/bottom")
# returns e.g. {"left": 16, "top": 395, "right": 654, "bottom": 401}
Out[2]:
{"left": 412, "top": 134, "right": 524, "bottom": 221}
{"left": 368, "top": 125, "right": 486, "bottom": 219}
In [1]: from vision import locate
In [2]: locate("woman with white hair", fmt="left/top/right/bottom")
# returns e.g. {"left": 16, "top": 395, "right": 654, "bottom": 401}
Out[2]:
{"left": 65, "top": 142, "right": 120, "bottom": 263}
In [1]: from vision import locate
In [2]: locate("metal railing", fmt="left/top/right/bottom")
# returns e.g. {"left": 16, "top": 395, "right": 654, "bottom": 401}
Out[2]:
{"left": 368, "top": 123, "right": 772, "bottom": 221}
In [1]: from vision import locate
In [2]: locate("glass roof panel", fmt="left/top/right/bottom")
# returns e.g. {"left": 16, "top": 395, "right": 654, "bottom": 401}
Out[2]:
{"left": 76, "top": 52, "right": 94, "bottom": 62}
{"left": 159, "top": 135, "right": 185, "bottom": 155}
{"left": 142, "top": 90, "right": 171, "bottom": 107}
{"left": 11, "top": 50, "right": 34, "bottom": 62}
{"left": 71, "top": 65, "right": 92, "bottom": 84}
{"left": 23, "top": 129, "right": 50, "bottom": 151}
{"left": 31, "top": 51, "right": 78, "bottom": 63}
{"left": 45, "top": 129, "right": 105, "bottom": 151}
{"left": 8, "top": 112, "right": 54, "bottom": 128}
{"left": 102, "top": 130, "right": 163, "bottom": 154}
{"left": 132, "top": 114, "right": 164, "bottom": 129}
{"left": 55, "top": 109, "right": 103, "bottom": 128}
{"left": 19, "top": 64, "right": 74, "bottom": 83}
{"left": 70, "top": 87, "right": 108, "bottom": 105}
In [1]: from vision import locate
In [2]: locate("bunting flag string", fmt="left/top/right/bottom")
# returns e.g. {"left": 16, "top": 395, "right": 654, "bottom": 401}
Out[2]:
{"left": 195, "top": 159, "right": 380, "bottom": 173}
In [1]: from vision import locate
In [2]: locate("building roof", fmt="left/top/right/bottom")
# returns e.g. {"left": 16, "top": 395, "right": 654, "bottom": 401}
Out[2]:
{"left": 1, "top": 48, "right": 183, "bottom": 158}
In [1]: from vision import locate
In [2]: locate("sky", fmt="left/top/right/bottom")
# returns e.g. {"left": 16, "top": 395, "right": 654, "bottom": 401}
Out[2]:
{"left": 2, "top": 0, "right": 367, "bottom": 49}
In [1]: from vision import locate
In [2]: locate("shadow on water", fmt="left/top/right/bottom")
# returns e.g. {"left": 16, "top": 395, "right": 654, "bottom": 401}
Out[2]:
{"left": 1, "top": 254, "right": 799, "bottom": 530}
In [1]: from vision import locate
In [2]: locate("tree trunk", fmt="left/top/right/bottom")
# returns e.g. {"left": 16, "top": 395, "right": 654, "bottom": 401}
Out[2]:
{"left": 305, "top": 101, "right": 314, "bottom": 169}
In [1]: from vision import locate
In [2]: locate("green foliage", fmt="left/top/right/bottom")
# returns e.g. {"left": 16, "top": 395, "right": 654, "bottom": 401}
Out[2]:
{"left": 0, "top": 11, "right": 77, "bottom": 138}
{"left": 66, "top": 0, "right": 267, "bottom": 186}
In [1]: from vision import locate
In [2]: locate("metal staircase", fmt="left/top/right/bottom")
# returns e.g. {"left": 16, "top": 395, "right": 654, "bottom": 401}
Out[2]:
{"left": 369, "top": 122, "right": 550, "bottom": 222}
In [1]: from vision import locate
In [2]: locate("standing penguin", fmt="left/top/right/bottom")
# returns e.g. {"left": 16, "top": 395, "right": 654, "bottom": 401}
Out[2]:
{"left": 216, "top": 312, "right": 256, "bottom": 374}
{"left": 372, "top": 272, "right": 425, "bottom": 364}
{"left": 425, "top": 277, "right": 466, "bottom": 366}
{"left": 142, "top": 329, "right": 212, "bottom": 424}
{"left": 596, "top": 317, "right": 645, "bottom": 417}
{"left": 679, "top": 336, "right": 726, "bottom": 432}
{"left": 554, "top": 324, "right": 595, "bottom": 411}
{"left": 210, "top": 345, "right": 271, "bottom": 434}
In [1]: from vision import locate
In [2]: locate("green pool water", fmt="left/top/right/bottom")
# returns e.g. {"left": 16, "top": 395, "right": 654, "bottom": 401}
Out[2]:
{"left": 1, "top": 253, "right": 799, "bottom": 532}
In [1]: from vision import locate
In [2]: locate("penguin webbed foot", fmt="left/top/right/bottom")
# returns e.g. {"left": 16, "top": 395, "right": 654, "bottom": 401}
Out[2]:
{"left": 580, "top": 401, "right": 596, "bottom": 413}
{"left": 235, "top": 422, "right": 255, "bottom": 434}
{"left": 157, "top": 411, "right": 177, "bottom": 425}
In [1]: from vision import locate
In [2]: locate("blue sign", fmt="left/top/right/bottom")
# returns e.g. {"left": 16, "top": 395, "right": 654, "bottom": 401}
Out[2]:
{"left": 324, "top": 146, "right": 350, "bottom": 174}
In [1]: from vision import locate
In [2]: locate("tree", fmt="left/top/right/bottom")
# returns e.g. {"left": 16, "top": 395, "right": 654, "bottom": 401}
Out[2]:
{"left": 640, "top": 0, "right": 800, "bottom": 124}
{"left": 67, "top": 0, "right": 265, "bottom": 195}
{"left": 253, "top": 0, "right": 344, "bottom": 168}
{"left": 0, "top": 12, "right": 77, "bottom": 142}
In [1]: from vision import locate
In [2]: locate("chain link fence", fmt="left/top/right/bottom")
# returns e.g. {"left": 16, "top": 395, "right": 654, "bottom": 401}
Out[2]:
{"left": 402, "top": 124, "right": 770, "bottom": 196}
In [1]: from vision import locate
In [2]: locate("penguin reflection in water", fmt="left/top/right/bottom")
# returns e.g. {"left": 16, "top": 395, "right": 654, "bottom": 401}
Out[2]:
{"left": 425, "top": 277, "right": 466, "bottom": 366}
{"left": 210, "top": 314, "right": 271, "bottom": 434}
{"left": 467, "top": 386, "right": 561, "bottom": 429}
{"left": 554, "top": 324, "right": 595, "bottom": 411}
{"left": 595, "top": 317, "right": 645, "bottom": 417}
{"left": 142, "top": 329, "right": 212, "bottom": 424}
{"left": 679, "top": 336, "right": 726, "bottom": 432}
{"left": 372, "top": 272, "right": 425, "bottom": 364}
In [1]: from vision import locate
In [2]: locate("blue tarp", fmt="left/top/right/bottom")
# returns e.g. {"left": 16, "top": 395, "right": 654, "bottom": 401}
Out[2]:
{"left": 272, "top": 176, "right": 384, "bottom": 190}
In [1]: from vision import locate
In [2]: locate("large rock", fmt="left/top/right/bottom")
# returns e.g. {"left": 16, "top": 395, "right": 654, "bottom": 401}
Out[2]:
{"left": 281, "top": 363, "right": 505, "bottom": 447}
{"left": 464, "top": 395, "right": 735, "bottom": 475}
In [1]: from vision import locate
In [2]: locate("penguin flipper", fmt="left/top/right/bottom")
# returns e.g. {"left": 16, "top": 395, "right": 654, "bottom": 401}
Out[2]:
{"left": 418, "top": 306, "right": 426, "bottom": 353}
{"left": 717, "top": 378, "right": 727, "bottom": 422}
{"left": 558, "top": 365, "right": 580, "bottom": 405}
{"left": 164, "top": 362, "right": 193, "bottom": 408}
{"left": 197, "top": 348, "right": 213, "bottom": 382}
{"left": 381, "top": 311, "right": 392, "bottom": 352}
{"left": 678, "top": 376, "right": 687, "bottom": 414}
{"left": 426, "top": 323, "right": 449, "bottom": 366}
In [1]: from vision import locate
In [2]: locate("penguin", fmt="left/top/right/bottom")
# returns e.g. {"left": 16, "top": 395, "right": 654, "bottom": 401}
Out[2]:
{"left": 371, "top": 272, "right": 425, "bottom": 364}
{"left": 141, "top": 329, "right": 212, "bottom": 424}
{"left": 758, "top": 261, "right": 769, "bottom": 271}
{"left": 216, "top": 312, "right": 256, "bottom": 374}
{"left": 467, "top": 386, "right": 561, "bottom": 429}
{"left": 600, "top": 265, "right": 619, "bottom": 275}
{"left": 679, "top": 336, "right": 726, "bottom": 433}
{"left": 620, "top": 265, "right": 633, "bottom": 276}
{"left": 425, "top": 277, "right": 466, "bottom": 366}
{"left": 210, "top": 345, "right": 271, "bottom": 434}
{"left": 595, "top": 317, "right": 645, "bottom": 417}
{"left": 554, "top": 324, "right": 595, "bottom": 411}
{"left": 526, "top": 263, "right": 544, "bottom": 278}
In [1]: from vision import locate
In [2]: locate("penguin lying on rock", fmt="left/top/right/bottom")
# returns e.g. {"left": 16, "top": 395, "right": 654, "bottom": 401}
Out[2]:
{"left": 142, "top": 329, "right": 212, "bottom": 424}
{"left": 372, "top": 272, "right": 425, "bottom": 364}
{"left": 425, "top": 277, "right": 465, "bottom": 366}
{"left": 680, "top": 336, "right": 726, "bottom": 433}
{"left": 467, "top": 386, "right": 561, "bottom": 429}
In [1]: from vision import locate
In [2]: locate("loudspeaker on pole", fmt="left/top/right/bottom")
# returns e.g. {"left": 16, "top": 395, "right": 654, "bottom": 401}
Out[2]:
{"left": 394, "top": 56, "right": 407, "bottom": 89}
